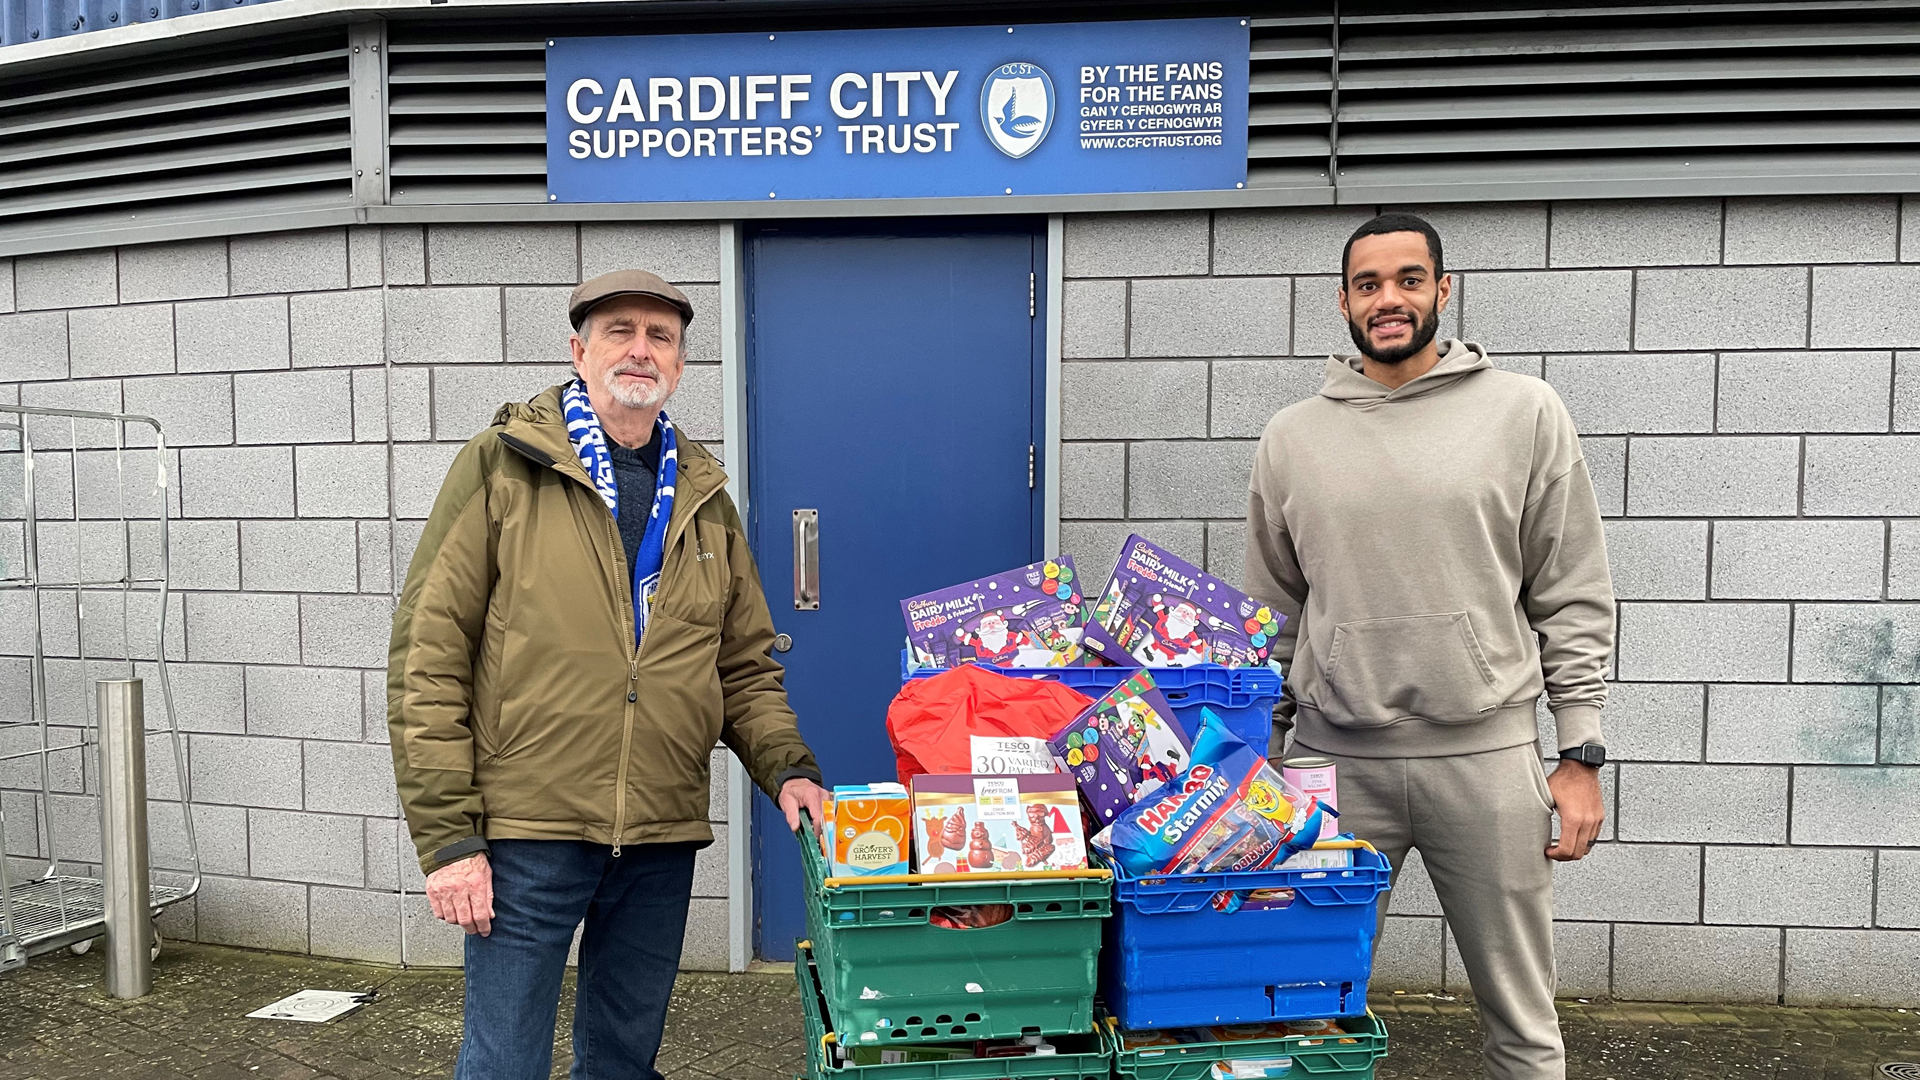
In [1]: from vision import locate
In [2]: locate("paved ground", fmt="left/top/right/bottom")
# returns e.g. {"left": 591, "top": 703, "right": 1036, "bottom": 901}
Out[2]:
{"left": 2, "top": 943, "right": 1917, "bottom": 1079}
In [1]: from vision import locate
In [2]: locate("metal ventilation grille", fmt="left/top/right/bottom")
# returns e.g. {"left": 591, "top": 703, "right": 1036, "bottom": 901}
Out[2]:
{"left": 1248, "top": 5, "right": 1334, "bottom": 196}
{"left": 1333, "top": 2, "right": 1920, "bottom": 202}
{"left": 0, "top": 30, "right": 352, "bottom": 251}
{"left": 4, "top": 0, "right": 1919, "bottom": 238}
{"left": 386, "top": 28, "right": 545, "bottom": 205}
{"left": 1, "top": 0, "right": 290, "bottom": 48}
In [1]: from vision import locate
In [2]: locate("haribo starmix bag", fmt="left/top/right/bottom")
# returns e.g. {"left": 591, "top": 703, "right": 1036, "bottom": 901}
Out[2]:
{"left": 1094, "top": 708, "right": 1332, "bottom": 881}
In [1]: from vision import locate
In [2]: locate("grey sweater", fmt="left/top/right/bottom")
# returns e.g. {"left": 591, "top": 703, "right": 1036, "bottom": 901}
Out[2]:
{"left": 1244, "top": 340, "right": 1614, "bottom": 758}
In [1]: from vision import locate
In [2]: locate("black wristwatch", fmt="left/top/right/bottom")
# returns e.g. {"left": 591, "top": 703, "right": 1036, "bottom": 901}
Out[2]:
{"left": 1559, "top": 743, "right": 1606, "bottom": 767}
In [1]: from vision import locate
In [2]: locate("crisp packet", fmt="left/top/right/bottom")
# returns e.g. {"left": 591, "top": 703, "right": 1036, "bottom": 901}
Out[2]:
{"left": 1093, "top": 709, "right": 1330, "bottom": 881}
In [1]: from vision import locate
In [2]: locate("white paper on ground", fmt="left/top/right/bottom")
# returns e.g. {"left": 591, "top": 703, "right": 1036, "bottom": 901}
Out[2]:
{"left": 246, "top": 989, "right": 368, "bottom": 1023}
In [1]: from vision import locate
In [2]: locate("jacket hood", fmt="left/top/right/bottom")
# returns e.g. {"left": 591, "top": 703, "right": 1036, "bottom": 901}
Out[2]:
{"left": 492, "top": 383, "right": 566, "bottom": 429}
{"left": 1319, "top": 339, "right": 1492, "bottom": 404}
{"left": 491, "top": 383, "right": 723, "bottom": 491}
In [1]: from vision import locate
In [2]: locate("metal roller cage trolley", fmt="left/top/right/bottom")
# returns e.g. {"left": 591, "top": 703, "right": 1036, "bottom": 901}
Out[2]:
{"left": 0, "top": 403, "right": 200, "bottom": 973}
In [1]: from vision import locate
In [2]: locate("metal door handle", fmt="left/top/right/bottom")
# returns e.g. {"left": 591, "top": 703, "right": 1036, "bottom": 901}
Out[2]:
{"left": 792, "top": 509, "right": 819, "bottom": 610}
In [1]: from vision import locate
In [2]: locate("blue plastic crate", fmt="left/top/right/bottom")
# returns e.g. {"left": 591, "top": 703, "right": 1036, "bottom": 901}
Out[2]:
{"left": 899, "top": 652, "right": 1282, "bottom": 756}
{"left": 1100, "top": 847, "right": 1392, "bottom": 1030}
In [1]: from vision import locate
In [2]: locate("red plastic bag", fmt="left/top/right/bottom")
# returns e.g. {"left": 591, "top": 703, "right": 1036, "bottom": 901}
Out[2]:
{"left": 886, "top": 665, "right": 1093, "bottom": 783}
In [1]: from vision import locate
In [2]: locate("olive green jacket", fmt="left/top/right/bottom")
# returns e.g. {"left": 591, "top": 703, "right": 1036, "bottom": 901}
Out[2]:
{"left": 387, "top": 385, "right": 819, "bottom": 875}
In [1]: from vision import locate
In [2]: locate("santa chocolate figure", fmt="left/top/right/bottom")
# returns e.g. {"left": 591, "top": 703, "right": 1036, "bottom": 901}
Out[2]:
{"left": 956, "top": 611, "right": 1032, "bottom": 666}
{"left": 1018, "top": 804, "right": 1056, "bottom": 868}
{"left": 1130, "top": 595, "right": 1210, "bottom": 666}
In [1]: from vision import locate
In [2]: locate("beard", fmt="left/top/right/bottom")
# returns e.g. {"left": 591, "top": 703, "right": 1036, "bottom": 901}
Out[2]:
{"left": 1348, "top": 299, "right": 1441, "bottom": 365}
{"left": 602, "top": 362, "right": 673, "bottom": 410}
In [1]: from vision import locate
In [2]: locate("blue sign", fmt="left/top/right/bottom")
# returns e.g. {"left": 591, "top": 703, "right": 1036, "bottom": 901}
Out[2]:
{"left": 546, "top": 19, "right": 1249, "bottom": 203}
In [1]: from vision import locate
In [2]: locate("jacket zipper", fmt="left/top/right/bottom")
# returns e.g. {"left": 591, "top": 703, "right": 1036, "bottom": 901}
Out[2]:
{"left": 612, "top": 497, "right": 712, "bottom": 855}
{"left": 604, "top": 470, "right": 714, "bottom": 858}
{"left": 611, "top": 510, "right": 637, "bottom": 857}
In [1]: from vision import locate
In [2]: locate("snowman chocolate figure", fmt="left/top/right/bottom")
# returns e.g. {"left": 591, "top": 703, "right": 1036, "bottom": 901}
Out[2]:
{"left": 967, "top": 822, "right": 995, "bottom": 869}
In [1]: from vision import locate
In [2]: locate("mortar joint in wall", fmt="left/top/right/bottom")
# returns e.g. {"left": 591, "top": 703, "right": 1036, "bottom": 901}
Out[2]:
{"left": 1803, "top": 267, "right": 1813, "bottom": 350}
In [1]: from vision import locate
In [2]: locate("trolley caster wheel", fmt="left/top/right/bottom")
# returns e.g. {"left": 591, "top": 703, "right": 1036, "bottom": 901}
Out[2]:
{"left": 150, "top": 927, "right": 162, "bottom": 962}
{"left": 69, "top": 938, "right": 93, "bottom": 956}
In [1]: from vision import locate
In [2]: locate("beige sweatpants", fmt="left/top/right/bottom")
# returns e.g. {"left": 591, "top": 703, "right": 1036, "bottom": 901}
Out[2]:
{"left": 1300, "top": 741, "right": 1564, "bottom": 1080}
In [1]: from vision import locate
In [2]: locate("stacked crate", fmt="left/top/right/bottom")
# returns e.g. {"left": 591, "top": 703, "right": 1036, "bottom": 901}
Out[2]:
{"left": 796, "top": 660, "right": 1392, "bottom": 1080}
{"left": 796, "top": 821, "right": 1115, "bottom": 1080}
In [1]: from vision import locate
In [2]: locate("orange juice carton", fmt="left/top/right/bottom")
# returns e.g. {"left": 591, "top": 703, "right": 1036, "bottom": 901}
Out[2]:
{"left": 910, "top": 774, "right": 1087, "bottom": 874}
{"left": 826, "top": 784, "right": 910, "bottom": 877}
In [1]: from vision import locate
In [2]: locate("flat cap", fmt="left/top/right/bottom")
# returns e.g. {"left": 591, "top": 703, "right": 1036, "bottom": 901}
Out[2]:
{"left": 568, "top": 269, "right": 695, "bottom": 330}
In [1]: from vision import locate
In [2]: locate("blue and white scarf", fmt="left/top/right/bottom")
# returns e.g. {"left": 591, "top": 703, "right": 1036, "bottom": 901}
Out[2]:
{"left": 561, "top": 379, "right": 678, "bottom": 644}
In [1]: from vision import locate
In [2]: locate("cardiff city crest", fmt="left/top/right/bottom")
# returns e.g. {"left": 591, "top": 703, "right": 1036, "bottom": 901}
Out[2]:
{"left": 980, "top": 62, "right": 1055, "bottom": 159}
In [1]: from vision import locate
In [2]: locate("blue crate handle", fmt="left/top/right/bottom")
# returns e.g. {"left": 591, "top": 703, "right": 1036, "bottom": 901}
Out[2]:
{"left": 1115, "top": 848, "right": 1391, "bottom": 914}
{"left": 899, "top": 651, "right": 1282, "bottom": 698}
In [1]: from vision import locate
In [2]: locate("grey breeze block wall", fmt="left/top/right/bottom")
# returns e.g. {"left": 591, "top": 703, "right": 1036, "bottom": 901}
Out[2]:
{"left": 1, "top": 198, "right": 1918, "bottom": 1007}
{"left": 0, "top": 221, "right": 739, "bottom": 968}
{"left": 1059, "top": 197, "right": 1920, "bottom": 1009}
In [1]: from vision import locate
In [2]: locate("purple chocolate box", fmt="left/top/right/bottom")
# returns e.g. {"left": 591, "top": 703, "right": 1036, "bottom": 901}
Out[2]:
{"left": 1084, "top": 535, "right": 1283, "bottom": 668}
{"left": 902, "top": 557, "right": 1086, "bottom": 669}
{"left": 1048, "top": 671, "right": 1191, "bottom": 827}
{"left": 1049, "top": 711, "right": 1136, "bottom": 828}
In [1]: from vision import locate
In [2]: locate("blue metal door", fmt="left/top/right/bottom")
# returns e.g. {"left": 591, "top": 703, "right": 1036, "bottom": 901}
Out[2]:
{"left": 746, "top": 221, "right": 1045, "bottom": 961}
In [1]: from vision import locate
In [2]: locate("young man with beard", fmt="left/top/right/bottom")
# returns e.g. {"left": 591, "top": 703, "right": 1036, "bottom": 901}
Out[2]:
{"left": 1243, "top": 215, "right": 1614, "bottom": 1080}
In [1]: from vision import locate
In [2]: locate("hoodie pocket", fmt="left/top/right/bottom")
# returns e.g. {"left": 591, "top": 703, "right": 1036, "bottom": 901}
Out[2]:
{"left": 1323, "top": 612, "right": 1502, "bottom": 726}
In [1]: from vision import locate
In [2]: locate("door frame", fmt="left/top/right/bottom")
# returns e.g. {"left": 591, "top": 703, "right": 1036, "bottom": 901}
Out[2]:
{"left": 720, "top": 215, "right": 1067, "bottom": 965}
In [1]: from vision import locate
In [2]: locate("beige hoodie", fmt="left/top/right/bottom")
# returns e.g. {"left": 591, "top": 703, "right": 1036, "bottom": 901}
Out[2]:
{"left": 1244, "top": 340, "right": 1613, "bottom": 758}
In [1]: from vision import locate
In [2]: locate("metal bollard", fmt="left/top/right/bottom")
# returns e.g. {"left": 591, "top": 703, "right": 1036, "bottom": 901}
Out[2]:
{"left": 97, "top": 679, "right": 152, "bottom": 999}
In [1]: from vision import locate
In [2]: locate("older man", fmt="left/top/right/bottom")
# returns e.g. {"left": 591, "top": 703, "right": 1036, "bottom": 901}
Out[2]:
{"left": 388, "top": 270, "right": 826, "bottom": 1080}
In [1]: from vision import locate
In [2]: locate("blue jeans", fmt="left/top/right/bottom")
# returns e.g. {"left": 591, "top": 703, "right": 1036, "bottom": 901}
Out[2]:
{"left": 456, "top": 839, "right": 699, "bottom": 1080}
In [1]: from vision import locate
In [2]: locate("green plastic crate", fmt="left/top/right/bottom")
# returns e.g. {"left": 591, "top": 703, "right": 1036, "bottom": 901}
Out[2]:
{"left": 796, "top": 945, "right": 1111, "bottom": 1080}
{"left": 799, "top": 822, "right": 1111, "bottom": 1044}
{"left": 1106, "top": 1014, "right": 1389, "bottom": 1080}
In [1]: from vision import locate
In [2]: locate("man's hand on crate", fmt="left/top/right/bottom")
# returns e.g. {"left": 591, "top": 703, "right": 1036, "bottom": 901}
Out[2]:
{"left": 780, "top": 778, "right": 829, "bottom": 835}
{"left": 426, "top": 853, "right": 495, "bottom": 936}
{"left": 1544, "top": 760, "right": 1605, "bottom": 862}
